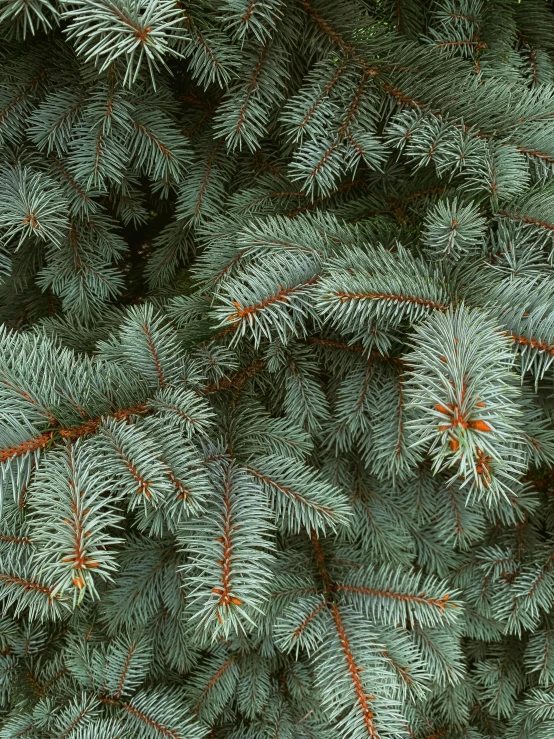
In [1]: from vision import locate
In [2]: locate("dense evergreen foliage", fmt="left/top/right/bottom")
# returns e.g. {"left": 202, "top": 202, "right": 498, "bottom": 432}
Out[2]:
{"left": 3, "top": 0, "right": 554, "bottom": 736}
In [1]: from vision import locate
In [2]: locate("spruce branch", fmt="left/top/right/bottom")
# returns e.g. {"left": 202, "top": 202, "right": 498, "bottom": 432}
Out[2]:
{"left": 61, "top": 0, "right": 188, "bottom": 87}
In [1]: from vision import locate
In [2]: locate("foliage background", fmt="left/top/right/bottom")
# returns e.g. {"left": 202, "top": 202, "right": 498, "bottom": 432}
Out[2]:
{"left": 2, "top": 0, "right": 554, "bottom": 737}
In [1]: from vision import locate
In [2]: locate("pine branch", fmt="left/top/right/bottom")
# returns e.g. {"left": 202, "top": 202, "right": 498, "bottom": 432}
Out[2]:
{"left": 329, "top": 603, "right": 380, "bottom": 739}
{"left": 61, "top": 0, "right": 187, "bottom": 87}
{"left": 180, "top": 457, "right": 274, "bottom": 638}
{"left": 244, "top": 455, "right": 351, "bottom": 534}
{"left": 334, "top": 564, "right": 460, "bottom": 628}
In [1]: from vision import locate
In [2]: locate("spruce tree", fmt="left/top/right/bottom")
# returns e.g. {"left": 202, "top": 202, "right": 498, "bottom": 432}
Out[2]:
{"left": 2, "top": 0, "right": 554, "bottom": 736}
